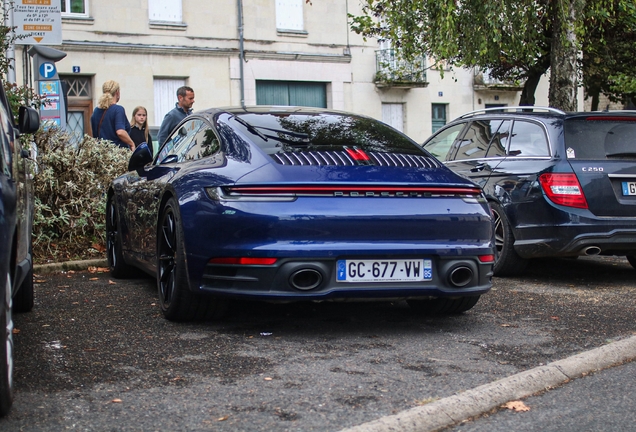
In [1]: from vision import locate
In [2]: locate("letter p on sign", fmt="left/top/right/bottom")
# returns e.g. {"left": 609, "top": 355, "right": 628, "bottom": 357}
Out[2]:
{"left": 40, "top": 62, "right": 57, "bottom": 79}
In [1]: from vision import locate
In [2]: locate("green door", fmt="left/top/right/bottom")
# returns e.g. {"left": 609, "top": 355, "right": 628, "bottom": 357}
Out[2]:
{"left": 432, "top": 103, "right": 447, "bottom": 133}
{"left": 256, "top": 81, "right": 327, "bottom": 108}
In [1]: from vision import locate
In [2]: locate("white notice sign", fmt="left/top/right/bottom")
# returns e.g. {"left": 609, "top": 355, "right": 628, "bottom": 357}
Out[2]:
{"left": 13, "top": 0, "right": 62, "bottom": 45}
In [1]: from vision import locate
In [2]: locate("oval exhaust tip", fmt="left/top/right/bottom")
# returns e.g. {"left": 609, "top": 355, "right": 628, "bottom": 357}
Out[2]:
{"left": 290, "top": 269, "right": 323, "bottom": 291}
{"left": 449, "top": 266, "right": 473, "bottom": 288}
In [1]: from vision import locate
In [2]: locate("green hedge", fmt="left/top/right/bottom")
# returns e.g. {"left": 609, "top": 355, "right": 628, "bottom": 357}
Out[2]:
{"left": 32, "top": 128, "right": 130, "bottom": 264}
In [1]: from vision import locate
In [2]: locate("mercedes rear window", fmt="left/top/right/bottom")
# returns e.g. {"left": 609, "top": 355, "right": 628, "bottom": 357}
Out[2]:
{"left": 564, "top": 117, "right": 636, "bottom": 159}
{"left": 231, "top": 112, "right": 427, "bottom": 156}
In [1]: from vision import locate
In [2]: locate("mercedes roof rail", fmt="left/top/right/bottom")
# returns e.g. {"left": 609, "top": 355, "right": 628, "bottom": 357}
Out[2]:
{"left": 457, "top": 106, "right": 566, "bottom": 119}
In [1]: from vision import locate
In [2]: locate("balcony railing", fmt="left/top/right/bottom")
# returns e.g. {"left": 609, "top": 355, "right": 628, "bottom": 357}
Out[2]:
{"left": 473, "top": 69, "right": 524, "bottom": 91}
{"left": 375, "top": 49, "right": 428, "bottom": 88}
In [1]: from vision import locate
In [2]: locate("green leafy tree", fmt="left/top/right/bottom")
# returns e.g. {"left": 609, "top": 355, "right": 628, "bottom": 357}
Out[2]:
{"left": 351, "top": 0, "right": 636, "bottom": 110}
{"left": 583, "top": 1, "right": 636, "bottom": 109}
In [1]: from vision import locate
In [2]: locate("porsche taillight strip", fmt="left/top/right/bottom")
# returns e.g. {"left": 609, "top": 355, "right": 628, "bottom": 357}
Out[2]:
{"left": 217, "top": 185, "right": 482, "bottom": 198}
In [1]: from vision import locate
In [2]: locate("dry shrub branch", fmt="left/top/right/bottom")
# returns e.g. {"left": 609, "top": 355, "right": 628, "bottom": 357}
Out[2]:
{"left": 32, "top": 128, "right": 130, "bottom": 264}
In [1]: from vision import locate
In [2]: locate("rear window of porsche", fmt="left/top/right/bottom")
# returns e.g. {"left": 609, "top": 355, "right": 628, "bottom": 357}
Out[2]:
{"left": 564, "top": 116, "right": 636, "bottom": 159}
{"left": 232, "top": 112, "right": 427, "bottom": 156}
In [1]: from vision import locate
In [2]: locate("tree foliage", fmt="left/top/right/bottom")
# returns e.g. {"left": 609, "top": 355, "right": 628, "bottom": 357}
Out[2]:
{"left": 351, "top": 0, "right": 636, "bottom": 110}
{"left": 583, "top": 1, "right": 636, "bottom": 109}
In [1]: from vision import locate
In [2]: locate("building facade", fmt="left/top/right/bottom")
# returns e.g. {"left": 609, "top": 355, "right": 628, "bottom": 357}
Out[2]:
{"left": 14, "top": 0, "right": 563, "bottom": 144}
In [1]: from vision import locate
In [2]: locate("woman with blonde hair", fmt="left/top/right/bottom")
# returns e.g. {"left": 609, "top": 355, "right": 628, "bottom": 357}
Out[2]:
{"left": 90, "top": 80, "right": 135, "bottom": 151}
{"left": 129, "top": 106, "right": 153, "bottom": 155}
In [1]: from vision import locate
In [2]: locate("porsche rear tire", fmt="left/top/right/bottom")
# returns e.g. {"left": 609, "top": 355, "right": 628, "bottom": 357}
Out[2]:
{"left": 407, "top": 296, "right": 481, "bottom": 315}
{"left": 106, "top": 194, "right": 136, "bottom": 278}
{"left": 157, "top": 197, "right": 226, "bottom": 322}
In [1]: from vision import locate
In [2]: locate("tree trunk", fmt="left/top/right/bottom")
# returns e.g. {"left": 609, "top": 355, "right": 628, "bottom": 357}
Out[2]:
{"left": 519, "top": 55, "right": 551, "bottom": 106}
{"left": 549, "top": 0, "right": 585, "bottom": 111}
{"left": 590, "top": 91, "right": 600, "bottom": 111}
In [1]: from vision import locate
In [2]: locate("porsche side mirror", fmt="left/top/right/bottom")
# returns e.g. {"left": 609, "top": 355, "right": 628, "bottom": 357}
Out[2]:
{"left": 128, "top": 142, "right": 153, "bottom": 172}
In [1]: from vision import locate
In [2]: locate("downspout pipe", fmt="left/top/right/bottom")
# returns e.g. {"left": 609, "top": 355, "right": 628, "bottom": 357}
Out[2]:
{"left": 237, "top": 0, "right": 245, "bottom": 109}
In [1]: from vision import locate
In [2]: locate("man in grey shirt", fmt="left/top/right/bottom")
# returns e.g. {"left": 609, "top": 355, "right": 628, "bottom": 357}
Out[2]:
{"left": 157, "top": 86, "right": 195, "bottom": 146}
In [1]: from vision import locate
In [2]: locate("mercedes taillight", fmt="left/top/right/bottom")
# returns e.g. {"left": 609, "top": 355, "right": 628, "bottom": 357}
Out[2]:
{"left": 539, "top": 173, "right": 588, "bottom": 209}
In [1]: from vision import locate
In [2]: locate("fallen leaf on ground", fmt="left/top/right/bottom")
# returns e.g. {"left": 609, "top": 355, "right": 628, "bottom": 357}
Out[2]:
{"left": 12, "top": 329, "right": 19, "bottom": 334}
{"left": 35, "top": 280, "right": 47, "bottom": 283}
{"left": 111, "top": 398, "right": 122, "bottom": 403}
{"left": 89, "top": 277, "right": 98, "bottom": 281}
{"left": 217, "top": 416, "right": 229, "bottom": 421}
{"left": 503, "top": 401, "right": 530, "bottom": 412}
{"left": 551, "top": 316, "right": 560, "bottom": 321}
{"left": 108, "top": 280, "right": 117, "bottom": 285}
{"left": 264, "top": 377, "right": 273, "bottom": 381}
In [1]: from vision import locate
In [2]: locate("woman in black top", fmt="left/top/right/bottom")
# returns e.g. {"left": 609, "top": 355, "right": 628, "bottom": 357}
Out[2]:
{"left": 129, "top": 106, "right": 153, "bottom": 155}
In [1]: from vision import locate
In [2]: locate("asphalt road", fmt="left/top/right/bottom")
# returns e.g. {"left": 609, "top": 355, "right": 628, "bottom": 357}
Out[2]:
{"left": 3, "top": 255, "right": 636, "bottom": 431}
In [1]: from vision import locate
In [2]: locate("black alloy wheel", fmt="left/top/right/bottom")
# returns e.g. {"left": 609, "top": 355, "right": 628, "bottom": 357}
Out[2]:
{"left": 158, "top": 200, "right": 179, "bottom": 314}
{"left": 157, "top": 197, "right": 226, "bottom": 322}
{"left": 490, "top": 202, "right": 528, "bottom": 276}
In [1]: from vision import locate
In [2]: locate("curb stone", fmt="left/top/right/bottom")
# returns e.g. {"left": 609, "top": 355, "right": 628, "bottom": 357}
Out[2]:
{"left": 340, "top": 335, "right": 636, "bottom": 432}
{"left": 34, "top": 259, "right": 108, "bottom": 274}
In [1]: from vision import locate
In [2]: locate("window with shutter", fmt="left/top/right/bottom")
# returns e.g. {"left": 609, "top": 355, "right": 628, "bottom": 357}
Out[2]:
{"left": 154, "top": 78, "right": 186, "bottom": 126}
{"left": 149, "top": 0, "right": 182, "bottom": 22}
{"left": 276, "top": 0, "right": 303, "bottom": 31}
{"left": 256, "top": 81, "right": 326, "bottom": 108}
{"left": 382, "top": 103, "right": 404, "bottom": 132}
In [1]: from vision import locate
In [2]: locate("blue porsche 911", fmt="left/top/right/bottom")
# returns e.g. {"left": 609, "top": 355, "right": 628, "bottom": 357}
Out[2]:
{"left": 107, "top": 106, "right": 494, "bottom": 321}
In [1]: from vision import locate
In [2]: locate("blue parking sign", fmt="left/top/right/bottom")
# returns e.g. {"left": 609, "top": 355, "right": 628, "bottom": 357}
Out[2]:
{"left": 39, "top": 62, "right": 57, "bottom": 79}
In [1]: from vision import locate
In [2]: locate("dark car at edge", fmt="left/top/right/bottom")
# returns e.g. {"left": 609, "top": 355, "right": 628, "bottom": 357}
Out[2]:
{"left": 422, "top": 106, "right": 636, "bottom": 275}
{"left": 0, "top": 79, "right": 40, "bottom": 415}
{"left": 107, "top": 106, "right": 495, "bottom": 321}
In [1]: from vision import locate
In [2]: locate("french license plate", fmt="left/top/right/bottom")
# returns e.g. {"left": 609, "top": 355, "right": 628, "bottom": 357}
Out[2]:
{"left": 622, "top": 182, "right": 636, "bottom": 196}
{"left": 336, "top": 259, "right": 432, "bottom": 282}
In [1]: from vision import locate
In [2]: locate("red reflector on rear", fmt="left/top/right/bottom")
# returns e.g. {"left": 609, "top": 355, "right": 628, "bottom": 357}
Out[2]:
{"left": 478, "top": 254, "right": 495, "bottom": 263}
{"left": 345, "top": 146, "right": 370, "bottom": 161}
{"left": 209, "top": 257, "right": 278, "bottom": 265}
{"left": 539, "top": 173, "right": 588, "bottom": 209}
